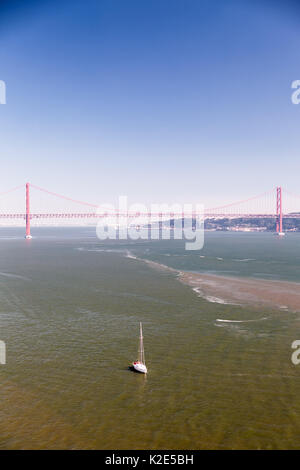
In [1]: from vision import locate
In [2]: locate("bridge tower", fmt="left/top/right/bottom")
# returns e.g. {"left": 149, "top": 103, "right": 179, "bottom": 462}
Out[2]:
{"left": 276, "top": 186, "right": 284, "bottom": 236}
{"left": 25, "top": 182, "right": 32, "bottom": 239}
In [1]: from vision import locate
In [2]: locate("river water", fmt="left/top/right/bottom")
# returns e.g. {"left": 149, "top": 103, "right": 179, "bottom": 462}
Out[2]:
{"left": 0, "top": 228, "right": 299, "bottom": 449}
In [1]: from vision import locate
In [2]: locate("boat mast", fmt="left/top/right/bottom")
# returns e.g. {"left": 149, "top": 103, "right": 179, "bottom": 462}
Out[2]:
{"left": 139, "top": 322, "right": 145, "bottom": 365}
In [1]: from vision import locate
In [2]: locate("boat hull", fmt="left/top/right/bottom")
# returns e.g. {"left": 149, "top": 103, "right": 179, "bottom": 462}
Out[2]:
{"left": 133, "top": 363, "right": 147, "bottom": 374}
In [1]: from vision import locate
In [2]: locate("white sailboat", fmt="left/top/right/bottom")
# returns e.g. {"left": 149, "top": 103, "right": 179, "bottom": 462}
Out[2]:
{"left": 132, "top": 322, "right": 147, "bottom": 374}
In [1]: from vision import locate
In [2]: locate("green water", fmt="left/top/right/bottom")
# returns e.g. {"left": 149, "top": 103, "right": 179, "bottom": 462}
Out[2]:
{"left": 0, "top": 228, "right": 299, "bottom": 449}
{"left": 131, "top": 231, "right": 300, "bottom": 282}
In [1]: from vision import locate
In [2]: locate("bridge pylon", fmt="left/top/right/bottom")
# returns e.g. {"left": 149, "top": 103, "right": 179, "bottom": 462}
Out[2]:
{"left": 25, "top": 182, "right": 32, "bottom": 239}
{"left": 276, "top": 186, "right": 285, "bottom": 236}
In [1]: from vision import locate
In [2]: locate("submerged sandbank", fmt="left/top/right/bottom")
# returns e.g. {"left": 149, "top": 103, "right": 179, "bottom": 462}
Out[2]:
{"left": 179, "top": 271, "right": 300, "bottom": 311}
{"left": 138, "top": 257, "right": 300, "bottom": 311}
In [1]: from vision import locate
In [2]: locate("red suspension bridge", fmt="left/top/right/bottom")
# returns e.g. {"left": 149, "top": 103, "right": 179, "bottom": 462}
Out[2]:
{"left": 0, "top": 183, "right": 299, "bottom": 238}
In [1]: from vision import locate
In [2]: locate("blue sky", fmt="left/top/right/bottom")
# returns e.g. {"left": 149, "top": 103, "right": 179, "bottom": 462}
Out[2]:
{"left": 0, "top": 0, "right": 300, "bottom": 210}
